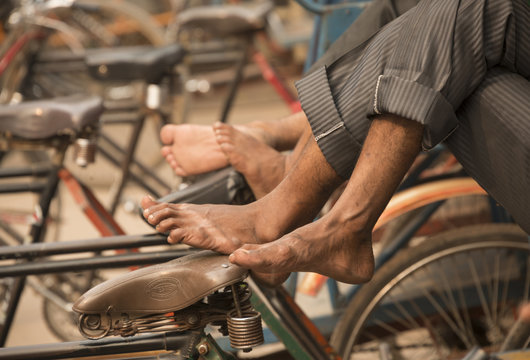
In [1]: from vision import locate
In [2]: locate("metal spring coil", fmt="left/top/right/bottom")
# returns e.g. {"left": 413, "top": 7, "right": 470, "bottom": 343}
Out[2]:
{"left": 227, "top": 310, "right": 264, "bottom": 350}
{"left": 73, "top": 138, "right": 97, "bottom": 167}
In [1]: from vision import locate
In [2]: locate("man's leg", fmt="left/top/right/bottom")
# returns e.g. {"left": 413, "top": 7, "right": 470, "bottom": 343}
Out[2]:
{"left": 230, "top": 114, "right": 423, "bottom": 284}
{"left": 160, "top": 124, "right": 228, "bottom": 176}
{"left": 143, "top": 124, "right": 342, "bottom": 253}
{"left": 145, "top": 124, "right": 340, "bottom": 285}
{"left": 446, "top": 67, "right": 530, "bottom": 234}
{"left": 159, "top": 111, "right": 307, "bottom": 176}
{"left": 213, "top": 120, "right": 313, "bottom": 198}
{"left": 145, "top": 0, "right": 525, "bottom": 286}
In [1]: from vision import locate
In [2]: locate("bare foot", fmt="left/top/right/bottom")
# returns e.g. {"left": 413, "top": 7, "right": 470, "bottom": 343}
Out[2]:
{"left": 143, "top": 196, "right": 257, "bottom": 251}
{"left": 142, "top": 196, "right": 290, "bottom": 286}
{"left": 213, "top": 122, "right": 286, "bottom": 198}
{"left": 229, "top": 212, "right": 375, "bottom": 286}
{"left": 160, "top": 124, "right": 229, "bottom": 177}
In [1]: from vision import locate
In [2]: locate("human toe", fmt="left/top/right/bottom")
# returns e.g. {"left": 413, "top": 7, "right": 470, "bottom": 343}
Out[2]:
{"left": 161, "top": 145, "right": 172, "bottom": 157}
{"left": 160, "top": 124, "right": 177, "bottom": 145}
{"left": 141, "top": 195, "right": 158, "bottom": 213}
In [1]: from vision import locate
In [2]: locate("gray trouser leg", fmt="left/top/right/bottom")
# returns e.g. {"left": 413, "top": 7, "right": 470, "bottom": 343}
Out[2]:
{"left": 447, "top": 67, "right": 530, "bottom": 233}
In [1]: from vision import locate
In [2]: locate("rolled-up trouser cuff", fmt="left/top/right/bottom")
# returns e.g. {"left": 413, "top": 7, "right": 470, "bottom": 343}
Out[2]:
{"left": 295, "top": 66, "right": 362, "bottom": 179}
{"left": 372, "top": 75, "right": 459, "bottom": 149}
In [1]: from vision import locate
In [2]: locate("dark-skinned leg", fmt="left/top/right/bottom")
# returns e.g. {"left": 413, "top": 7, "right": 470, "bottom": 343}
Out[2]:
{"left": 212, "top": 120, "right": 313, "bottom": 199}
{"left": 160, "top": 111, "right": 307, "bottom": 176}
{"left": 229, "top": 114, "right": 423, "bottom": 285}
{"left": 142, "top": 122, "right": 342, "bottom": 253}
{"left": 245, "top": 111, "right": 308, "bottom": 151}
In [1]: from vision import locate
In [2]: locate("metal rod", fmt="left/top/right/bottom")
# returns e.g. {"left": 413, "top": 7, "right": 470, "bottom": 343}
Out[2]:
{"left": 219, "top": 39, "right": 249, "bottom": 123}
{"left": 0, "top": 233, "right": 167, "bottom": 260}
{"left": 250, "top": 279, "right": 339, "bottom": 360}
{"left": 0, "top": 249, "right": 196, "bottom": 277}
{"left": 231, "top": 284, "right": 243, "bottom": 317}
{"left": 0, "top": 182, "right": 47, "bottom": 193}
{"left": 0, "top": 167, "right": 62, "bottom": 345}
{"left": 0, "top": 331, "right": 192, "bottom": 360}
{"left": 96, "top": 144, "right": 162, "bottom": 198}
{"left": 109, "top": 115, "right": 146, "bottom": 215}
{"left": 374, "top": 201, "right": 444, "bottom": 270}
{"left": 0, "top": 164, "right": 51, "bottom": 178}
{"left": 0, "top": 277, "right": 25, "bottom": 347}
{"left": 27, "top": 276, "right": 72, "bottom": 312}
{"left": 99, "top": 132, "right": 171, "bottom": 192}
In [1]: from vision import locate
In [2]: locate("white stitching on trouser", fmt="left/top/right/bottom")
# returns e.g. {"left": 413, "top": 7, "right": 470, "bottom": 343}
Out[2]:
{"left": 373, "top": 75, "right": 383, "bottom": 115}
{"left": 314, "top": 122, "right": 345, "bottom": 141}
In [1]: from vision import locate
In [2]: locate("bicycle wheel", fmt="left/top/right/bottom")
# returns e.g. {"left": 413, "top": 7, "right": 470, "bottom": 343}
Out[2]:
{"left": 47, "top": 0, "right": 167, "bottom": 49}
{"left": 41, "top": 271, "right": 104, "bottom": 341}
{"left": 331, "top": 223, "right": 530, "bottom": 359}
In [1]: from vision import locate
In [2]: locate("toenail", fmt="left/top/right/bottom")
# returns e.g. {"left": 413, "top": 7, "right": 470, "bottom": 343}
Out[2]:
{"left": 148, "top": 214, "right": 154, "bottom": 221}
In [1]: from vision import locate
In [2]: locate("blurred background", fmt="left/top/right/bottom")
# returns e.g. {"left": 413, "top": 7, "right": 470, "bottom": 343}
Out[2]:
{"left": 0, "top": 0, "right": 314, "bottom": 352}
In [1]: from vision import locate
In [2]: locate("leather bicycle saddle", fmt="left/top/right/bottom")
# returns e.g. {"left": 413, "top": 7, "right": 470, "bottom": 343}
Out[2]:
{"left": 73, "top": 250, "right": 248, "bottom": 315}
{"left": 178, "top": 1, "right": 273, "bottom": 37}
{"left": 0, "top": 94, "right": 103, "bottom": 140}
{"left": 85, "top": 43, "right": 186, "bottom": 83}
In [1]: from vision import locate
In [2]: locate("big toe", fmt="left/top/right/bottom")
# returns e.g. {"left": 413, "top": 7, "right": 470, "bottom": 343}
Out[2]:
{"left": 229, "top": 245, "right": 263, "bottom": 267}
{"left": 160, "top": 124, "right": 176, "bottom": 145}
{"left": 161, "top": 145, "right": 172, "bottom": 157}
{"left": 141, "top": 195, "right": 159, "bottom": 212}
{"left": 213, "top": 122, "right": 235, "bottom": 137}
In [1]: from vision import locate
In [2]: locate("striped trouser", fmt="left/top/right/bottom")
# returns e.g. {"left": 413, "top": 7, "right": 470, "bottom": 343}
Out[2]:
{"left": 295, "top": 0, "right": 530, "bottom": 233}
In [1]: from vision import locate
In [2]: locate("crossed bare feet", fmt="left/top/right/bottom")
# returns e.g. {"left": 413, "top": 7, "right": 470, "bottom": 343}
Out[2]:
{"left": 228, "top": 209, "right": 375, "bottom": 284}
{"left": 160, "top": 124, "right": 228, "bottom": 177}
{"left": 213, "top": 122, "right": 286, "bottom": 198}
{"left": 142, "top": 192, "right": 375, "bottom": 286}
{"left": 160, "top": 122, "right": 287, "bottom": 198}
{"left": 141, "top": 195, "right": 290, "bottom": 285}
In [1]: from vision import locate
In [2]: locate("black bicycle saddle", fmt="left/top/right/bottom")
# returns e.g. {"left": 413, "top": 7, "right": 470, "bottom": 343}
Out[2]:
{"left": 159, "top": 167, "right": 254, "bottom": 205}
{"left": 178, "top": 1, "right": 273, "bottom": 37}
{"left": 0, "top": 94, "right": 103, "bottom": 140}
{"left": 85, "top": 43, "right": 186, "bottom": 83}
{"left": 139, "top": 167, "right": 255, "bottom": 229}
{"left": 73, "top": 250, "right": 248, "bottom": 315}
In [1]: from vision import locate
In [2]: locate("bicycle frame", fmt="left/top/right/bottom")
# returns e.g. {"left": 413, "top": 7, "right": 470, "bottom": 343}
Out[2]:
{"left": 1, "top": 9, "right": 175, "bottom": 212}
{"left": 0, "top": 271, "right": 340, "bottom": 360}
{"left": 0, "top": 171, "right": 509, "bottom": 356}
{"left": 0, "top": 144, "right": 129, "bottom": 344}
{"left": 0, "top": 244, "right": 527, "bottom": 359}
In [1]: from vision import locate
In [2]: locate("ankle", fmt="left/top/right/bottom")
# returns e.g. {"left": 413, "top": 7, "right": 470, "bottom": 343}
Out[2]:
{"left": 248, "top": 201, "right": 288, "bottom": 243}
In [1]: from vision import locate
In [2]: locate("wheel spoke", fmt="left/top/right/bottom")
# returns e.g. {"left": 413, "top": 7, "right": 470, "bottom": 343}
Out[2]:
{"left": 468, "top": 253, "right": 494, "bottom": 326}
{"left": 449, "top": 254, "right": 478, "bottom": 344}
{"left": 430, "top": 259, "right": 471, "bottom": 343}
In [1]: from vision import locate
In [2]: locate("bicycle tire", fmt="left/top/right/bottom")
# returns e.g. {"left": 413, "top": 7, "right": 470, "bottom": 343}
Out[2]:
{"left": 70, "top": 0, "right": 167, "bottom": 47}
{"left": 41, "top": 271, "right": 104, "bottom": 341}
{"left": 330, "top": 223, "right": 530, "bottom": 359}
